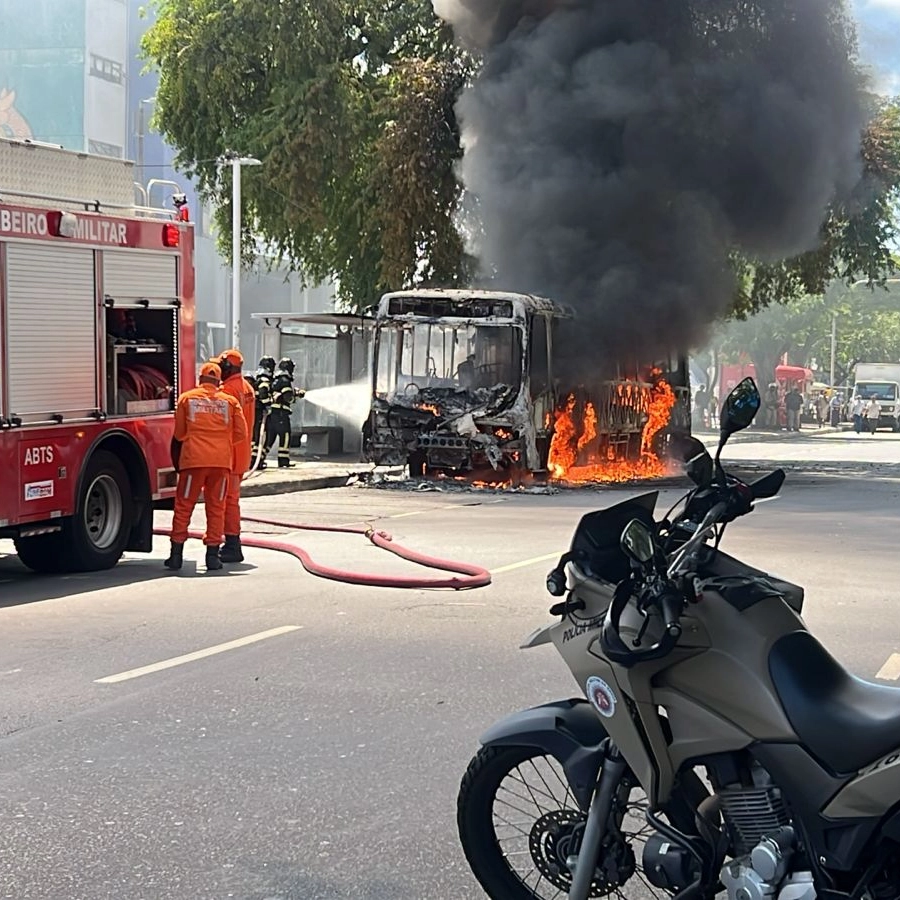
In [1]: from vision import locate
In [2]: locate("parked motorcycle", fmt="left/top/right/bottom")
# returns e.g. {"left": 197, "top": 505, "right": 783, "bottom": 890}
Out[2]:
{"left": 458, "top": 377, "right": 900, "bottom": 900}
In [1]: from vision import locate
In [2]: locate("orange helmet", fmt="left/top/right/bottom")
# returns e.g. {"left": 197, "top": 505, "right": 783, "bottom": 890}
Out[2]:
{"left": 220, "top": 348, "right": 244, "bottom": 367}
{"left": 199, "top": 361, "right": 222, "bottom": 381}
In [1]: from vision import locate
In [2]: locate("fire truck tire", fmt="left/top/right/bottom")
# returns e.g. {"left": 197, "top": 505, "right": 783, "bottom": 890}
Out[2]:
{"left": 13, "top": 532, "right": 69, "bottom": 575}
{"left": 15, "top": 452, "right": 132, "bottom": 574}
{"left": 66, "top": 451, "right": 133, "bottom": 572}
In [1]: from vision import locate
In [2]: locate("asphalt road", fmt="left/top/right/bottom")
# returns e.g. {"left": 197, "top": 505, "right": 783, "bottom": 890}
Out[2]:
{"left": 2, "top": 443, "right": 900, "bottom": 900}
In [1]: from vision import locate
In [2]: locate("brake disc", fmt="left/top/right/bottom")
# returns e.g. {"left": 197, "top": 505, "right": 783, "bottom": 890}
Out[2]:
{"left": 528, "top": 809, "right": 636, "bottom": 896}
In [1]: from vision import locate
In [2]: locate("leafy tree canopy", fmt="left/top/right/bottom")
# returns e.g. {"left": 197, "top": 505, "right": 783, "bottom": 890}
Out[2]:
{"left": 718, "top": 279, "right": 900, "bottom": 388}
{"left": 143, "top": 0, "right": 900, "bottom": 315}
{"left": 142, "top": 0, "right": 472, "bottom": 308}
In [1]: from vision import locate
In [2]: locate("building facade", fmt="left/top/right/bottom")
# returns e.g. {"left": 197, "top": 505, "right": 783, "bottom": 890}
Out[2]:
{"left": 1, "top": 0, "right": 356, "bottom": 451}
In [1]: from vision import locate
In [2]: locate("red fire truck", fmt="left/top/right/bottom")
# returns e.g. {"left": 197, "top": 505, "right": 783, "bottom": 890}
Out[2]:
{"left": 0, "top": 138, "right": 195, "bottom": 574}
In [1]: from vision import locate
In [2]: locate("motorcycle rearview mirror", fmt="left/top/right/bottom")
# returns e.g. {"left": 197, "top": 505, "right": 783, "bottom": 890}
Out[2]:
{"left": 715, "top": 377, "right": 761, "bottom": 483}
{"left": 621, "top": 519, "right": 656, "bottom": 568}
{"left": 720, "top": 377, "right": 761, "bottom": 438}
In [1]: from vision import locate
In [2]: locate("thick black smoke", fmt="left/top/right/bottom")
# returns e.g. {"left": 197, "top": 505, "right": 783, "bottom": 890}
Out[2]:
{"left": 434, "top": 0, "right": 865, "bottom": 380}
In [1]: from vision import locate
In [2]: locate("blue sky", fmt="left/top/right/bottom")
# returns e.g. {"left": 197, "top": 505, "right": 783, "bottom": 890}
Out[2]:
{"left": 853, "top": 0, "right": 900, "bottom": 94}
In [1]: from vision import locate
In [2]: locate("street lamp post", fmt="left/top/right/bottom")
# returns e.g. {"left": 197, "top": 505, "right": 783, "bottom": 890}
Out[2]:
{"left": 136, "top": 97, "right": 156, "bottom": 174}
{"left": 219, "top": 152, "right": 262, "bottom": 349}
{"left": 830, "top": 314, "right": 836, "bottom": 387}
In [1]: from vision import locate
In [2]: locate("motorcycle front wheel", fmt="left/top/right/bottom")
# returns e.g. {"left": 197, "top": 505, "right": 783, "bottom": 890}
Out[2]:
{"left": 458, "top": 744, "right": 673, "bottom": 900}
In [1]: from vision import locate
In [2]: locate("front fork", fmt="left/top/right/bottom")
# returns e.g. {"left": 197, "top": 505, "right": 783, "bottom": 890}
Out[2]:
{"left": 567, "top": 743, "right": 629, "bottom": 900}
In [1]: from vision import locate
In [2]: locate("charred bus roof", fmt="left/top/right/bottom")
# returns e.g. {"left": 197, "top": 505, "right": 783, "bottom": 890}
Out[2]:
{"left": 377, "top": 289, "right": 573, "bottom": 323}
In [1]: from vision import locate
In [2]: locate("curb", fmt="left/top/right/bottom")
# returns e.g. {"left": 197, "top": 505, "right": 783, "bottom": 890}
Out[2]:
{"left": 241, "top": 471, "right": 366, "bottom": 497}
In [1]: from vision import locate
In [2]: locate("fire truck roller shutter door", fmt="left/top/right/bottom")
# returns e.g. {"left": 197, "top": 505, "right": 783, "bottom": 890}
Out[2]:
{"left": 103, "top": 250, "right": 178, "bottom": 302}
{"left": 5, "top": 243, "right": 97, "bottom": 421}
{"left": 14, "top": 449, "right": 134, "bottom": 574}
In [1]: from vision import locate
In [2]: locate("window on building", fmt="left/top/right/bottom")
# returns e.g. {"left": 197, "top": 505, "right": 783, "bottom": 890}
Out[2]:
{"left": 90, "top": 53, "right": 124, "bottom": 85}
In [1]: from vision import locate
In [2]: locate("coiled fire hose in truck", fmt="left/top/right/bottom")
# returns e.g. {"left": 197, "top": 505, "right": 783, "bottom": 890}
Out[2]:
{"left": 153, "top": 516, "right": 492, "bottom": 591}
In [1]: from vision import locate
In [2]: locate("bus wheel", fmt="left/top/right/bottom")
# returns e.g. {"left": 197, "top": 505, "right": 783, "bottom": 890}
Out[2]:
{"left": 68, "top": 451, "right": 133, "bottom": 572}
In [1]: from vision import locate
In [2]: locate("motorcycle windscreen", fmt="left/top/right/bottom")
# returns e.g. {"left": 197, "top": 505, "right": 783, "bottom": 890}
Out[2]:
{"left": 569, "top": 491, "right": 659, "bottom": 584}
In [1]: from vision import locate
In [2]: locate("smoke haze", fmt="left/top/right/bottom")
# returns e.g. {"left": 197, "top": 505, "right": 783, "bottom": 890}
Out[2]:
{"left": 434, "top": 0, "right": 865, "bottom": 378}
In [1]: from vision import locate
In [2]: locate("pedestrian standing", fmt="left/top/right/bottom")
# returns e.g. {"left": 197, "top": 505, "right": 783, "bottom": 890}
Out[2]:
{"left": 865, "top": 397, "right": 881, "bottom": 435}
{"left": 764, "top": 384, "right": 779, "bottom": 429}
{"left": 693, "top": 385, "right": 708, "bottom": 431}
{"left": 708, "top": 393, "right": 719, "bottom": 430}
{"left": 785, "top": 387, "right": 803, "bottom": 433}
{"left": 829, "top": 392, "right": 842, "bottom": 427}
{"left": 851, "top": 395, "right": 865, "bottom": 434}
{"left": 217, "top": 349, "right": 256, "bottom": 564}
{"left": 166, "top": 362, "right": 248, "bottom": 573}
{"left": 815, "top": 392, "right": 829, "bottom": 427}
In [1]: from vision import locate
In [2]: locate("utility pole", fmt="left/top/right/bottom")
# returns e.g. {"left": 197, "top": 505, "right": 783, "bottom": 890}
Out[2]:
{"left": 219, "top": 152, "right": 262, "bottom": 349}
{"left": 830, "top": 314, "right": 836, "bottom": 387}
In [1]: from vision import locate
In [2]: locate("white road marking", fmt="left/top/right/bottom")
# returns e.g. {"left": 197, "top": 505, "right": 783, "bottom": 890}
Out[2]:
{"left": 876, "top": 653, "right": 900, "bottom": 680}
{"left": 94, "top": 625, "right": 303, "bottom": 685}
{"left": 493, "top": 552, "right": 562, "bottom": 575}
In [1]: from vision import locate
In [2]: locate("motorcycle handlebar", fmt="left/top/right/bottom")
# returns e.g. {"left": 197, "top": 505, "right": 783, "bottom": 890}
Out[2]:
{"left": 658, "top": 589, "right": 684, "bottom": 638}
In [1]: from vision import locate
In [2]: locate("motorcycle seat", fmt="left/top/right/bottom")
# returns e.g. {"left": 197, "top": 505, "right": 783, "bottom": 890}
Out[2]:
{"left": 769, "top": 630, "right": 900, "bottom": 775}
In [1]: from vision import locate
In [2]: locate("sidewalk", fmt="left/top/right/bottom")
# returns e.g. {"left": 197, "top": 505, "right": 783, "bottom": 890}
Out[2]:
{"left": 696, "top": 425, "right": 840, "bottom": 446}
{"left": 240, "top": 453, "right": 385, "bottom": 498}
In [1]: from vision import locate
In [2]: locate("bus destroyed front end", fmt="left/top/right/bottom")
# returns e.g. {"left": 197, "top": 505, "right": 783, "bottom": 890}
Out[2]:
{"left": 363, "top": 309, "right": 539, "bottom": 479}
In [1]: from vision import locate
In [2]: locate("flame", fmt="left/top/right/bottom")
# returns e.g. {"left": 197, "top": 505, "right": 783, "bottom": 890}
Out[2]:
{"left": 548, "top": 394, "right": 578, "bottom": 478}
{"left": 548, "top": 379, "right": 678, "bottom": 484}
{"left": 418, "top": 404, "right": 441, "bottom": 416}
{"left": 577, "top": 402, "right": 597, "bottom": 452}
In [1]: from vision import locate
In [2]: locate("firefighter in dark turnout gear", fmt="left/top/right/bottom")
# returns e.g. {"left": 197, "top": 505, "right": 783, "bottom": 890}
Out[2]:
{"left": 264, "top": 357, "right": 306, "bottom": 468}
{"left": 251, "top": 356, "right": 276, "bottom": 467}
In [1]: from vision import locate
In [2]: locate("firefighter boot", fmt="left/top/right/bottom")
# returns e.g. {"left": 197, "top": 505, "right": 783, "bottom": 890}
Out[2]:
{"left": 205, "top": 546, "right": 223, "bottom": 571}
{"left": 164, "top": 541, "right": 184, "bottom": 571}
{"left": 219, "top": 535, "right": 244, "bottom": 564}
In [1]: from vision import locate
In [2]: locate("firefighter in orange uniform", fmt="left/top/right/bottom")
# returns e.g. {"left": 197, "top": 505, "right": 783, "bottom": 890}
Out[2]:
{"left": 166, "top": 361, "right": 248, "bottom": 572}
{"left": 217, "top": 348, "right": 256, "bottom": 563}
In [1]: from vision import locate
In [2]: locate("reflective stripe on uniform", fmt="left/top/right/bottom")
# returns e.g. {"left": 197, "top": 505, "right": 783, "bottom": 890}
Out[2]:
{"left": 187, "top": 397, "right": 231, "bottom": 422}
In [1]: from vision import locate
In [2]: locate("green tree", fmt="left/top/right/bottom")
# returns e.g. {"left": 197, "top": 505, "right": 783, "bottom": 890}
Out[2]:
{"left": 142, "top": 0, "right": 471, "bottom": 309}
{"left": 143, "top": 1, "right": 900, "bottom": 314}
{"left": 718, "top": 281, "right": 900, "bottom": 388}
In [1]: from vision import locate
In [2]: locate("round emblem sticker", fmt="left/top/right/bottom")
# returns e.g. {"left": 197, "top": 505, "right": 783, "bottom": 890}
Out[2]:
{"left": 585, "top": 676, "right": 617, "bottom": 718}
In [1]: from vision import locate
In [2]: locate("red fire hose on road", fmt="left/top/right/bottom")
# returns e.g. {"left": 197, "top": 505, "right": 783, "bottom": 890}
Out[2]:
{"left": 152, "top": 514, "right": 492, "bottom": 590}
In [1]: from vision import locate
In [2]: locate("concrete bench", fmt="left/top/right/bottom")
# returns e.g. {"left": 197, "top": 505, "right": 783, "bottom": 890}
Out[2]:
{"left": 291, "top": 426, "right": 344, "bottom": 455}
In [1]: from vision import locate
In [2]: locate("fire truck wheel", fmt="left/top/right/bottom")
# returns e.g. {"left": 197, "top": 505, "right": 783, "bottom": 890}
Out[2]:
{"left": 14, "top": 452, "right": 133, "bottom": 574}
{"left": 13, "top": 532, "right": 69, "bottom": 575}
{"left": 67, "top": 451, "right": 134, "bottom": 572}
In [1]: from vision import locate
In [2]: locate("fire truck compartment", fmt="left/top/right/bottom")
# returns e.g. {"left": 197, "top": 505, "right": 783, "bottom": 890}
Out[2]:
{"left": 105, "top": 306, "right": 179, "bottom": 417}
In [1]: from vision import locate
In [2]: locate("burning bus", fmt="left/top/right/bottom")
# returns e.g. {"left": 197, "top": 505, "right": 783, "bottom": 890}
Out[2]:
{"left": 362, "top": 289, "right": 690, "bottom": 483}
